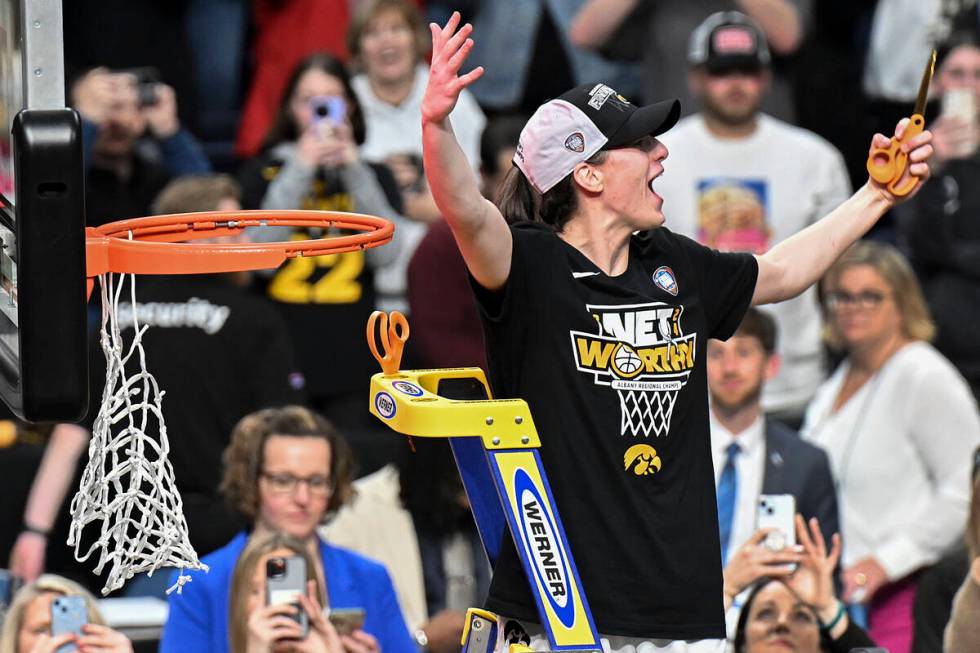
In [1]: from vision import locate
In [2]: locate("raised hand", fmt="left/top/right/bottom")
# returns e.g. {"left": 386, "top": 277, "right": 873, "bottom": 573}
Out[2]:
{"left": 340, "top": 629, "right": 380, "bottom": 653}
{"left": 26, "top": 632, "right": 75, "bottom": 653}
{"left": 867, "top": 117, "right": 933, "bottom": 204}
{"left": 722, "top": 528, "right": 803, "bottom": 607}
{"left": 421, "top": 11, "right": 484, "bottom": 125}
{"left": 77, "top": 623, "right": 134, "bottom": 653}
{"left": 9, "top": 530, "right": 47, "bottom": 582}
{"left": 295, "top": 581, "right": 343, "bottom": 653}
{"left": 928, "top": 114, "right": 978, "bottom": 169}
{"left": 786, "top": 514, "right": 840, "bottom": 613}
{"left": 142, "top": 83, "right": 181, "bottom": 139}
{"left": 246, "top": 603, "right": 306, "bottom": 653}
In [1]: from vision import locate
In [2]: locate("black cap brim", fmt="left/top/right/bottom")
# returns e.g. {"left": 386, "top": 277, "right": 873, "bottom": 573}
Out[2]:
{"left": 603, "top": 99, "right": 681, "bottom": 149}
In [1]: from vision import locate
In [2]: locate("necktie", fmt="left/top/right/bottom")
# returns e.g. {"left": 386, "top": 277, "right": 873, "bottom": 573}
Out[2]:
{"left": 717, "top": 442, "right": 741, "bottom": 564}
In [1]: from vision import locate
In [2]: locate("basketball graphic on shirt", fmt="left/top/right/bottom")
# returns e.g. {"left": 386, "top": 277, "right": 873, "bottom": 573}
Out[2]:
{"left": 570, "top": 302, "right": 696, "bottom": 441}
{"left": 611, "top": 344, "right": 644, "bottom": 378}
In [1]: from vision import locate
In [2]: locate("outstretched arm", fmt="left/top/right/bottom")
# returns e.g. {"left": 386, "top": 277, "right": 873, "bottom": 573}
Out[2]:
{"left": 9, "top": 423, "right": 90, "bottom": 581}
{"left": 568, "top": 0, "right": 638, "bottom": 50}
{"left": 421, "top": 13, "right": 512, "bottom": 291}
{"left": 752, "top": 120, "right": 933, "bottom": 305}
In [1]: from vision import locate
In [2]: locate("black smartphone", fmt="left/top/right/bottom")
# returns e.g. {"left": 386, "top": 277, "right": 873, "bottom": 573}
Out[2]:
{"left": 266, "top": 556, "right": 309, "bottom": 638}
{"left": 116, "top": 67, "right": 161, "bottom": 106}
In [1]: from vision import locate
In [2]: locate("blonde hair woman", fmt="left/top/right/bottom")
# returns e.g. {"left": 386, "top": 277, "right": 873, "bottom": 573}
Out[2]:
{"left": 802, "top": 241, "right": 980, "bottom": 653}
{"left": 228, "top": 531, "right": 339, "bottom": 653}
{"left": 0, "top": 574, "right": 131, "bottom": 653}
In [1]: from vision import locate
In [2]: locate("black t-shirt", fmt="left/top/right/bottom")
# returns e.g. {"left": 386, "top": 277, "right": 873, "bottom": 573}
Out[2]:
{"left": 472, "top": 222, "right": 758, "bottom": 640}
{"left": 85, "top": 156, "right": 172, "bottom": 227}
{"left": 84, "top": 275, "right": 305, "bottom": 555}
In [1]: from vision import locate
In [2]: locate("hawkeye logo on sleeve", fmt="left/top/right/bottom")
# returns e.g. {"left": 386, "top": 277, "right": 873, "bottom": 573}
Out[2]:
{"left": 570, "top": 302, "right": 696, "bottom": 439}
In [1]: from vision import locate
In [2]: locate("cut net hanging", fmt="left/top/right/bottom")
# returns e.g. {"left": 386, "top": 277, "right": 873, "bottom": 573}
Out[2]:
{"left": 616, "top": 388, "right": 679, "bottom": 438}
{"left": 68, "top": 271, "right": 207, "bottom": 595}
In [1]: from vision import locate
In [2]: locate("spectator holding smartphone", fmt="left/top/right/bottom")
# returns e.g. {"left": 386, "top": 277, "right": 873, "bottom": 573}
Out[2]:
{"left": 229, "top": 531, "right": 342, "bottom": 653}
{"left": 0, "top": 574, "right": 132, "bottom": 653}
{"left": 70, "top": 67, "right": 211, "bottom": 226}
{"left": 160, "top": 406, "right": 414, "bottom": 653}
{"left": 730, "top": 516, "right": 875, "bottom": 653}
{"left": 237, "top": 53, "right": 407, "bottom": 433}
{"left": 897, "top": 31, "right": 980, "bottom": 402}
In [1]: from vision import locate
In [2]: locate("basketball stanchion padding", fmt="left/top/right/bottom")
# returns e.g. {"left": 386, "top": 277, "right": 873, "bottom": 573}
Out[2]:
{"left": 74, "top": 210, "right": 393, "bottom": 595}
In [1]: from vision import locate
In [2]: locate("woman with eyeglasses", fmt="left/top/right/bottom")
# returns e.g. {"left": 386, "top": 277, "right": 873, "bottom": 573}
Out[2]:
{"left": 159, "top": 406, "right": 416, "bottom": 653}
{"left": 801, "top": 241, "right": 980, "bottom": 653}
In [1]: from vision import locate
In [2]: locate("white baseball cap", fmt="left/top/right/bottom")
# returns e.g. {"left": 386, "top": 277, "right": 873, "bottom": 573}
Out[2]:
{"left": 514, "top": 83, "right": 680, "bottom": 193}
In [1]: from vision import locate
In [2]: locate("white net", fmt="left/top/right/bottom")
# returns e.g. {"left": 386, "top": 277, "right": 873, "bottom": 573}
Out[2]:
{"left": 616, "top": 388, "right": 679, "bottom": 438}
{"left": 68, "top": 271, "right": 207, "bottom": 595}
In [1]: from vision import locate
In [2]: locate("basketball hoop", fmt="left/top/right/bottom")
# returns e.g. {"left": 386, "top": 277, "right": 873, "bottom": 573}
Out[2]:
{"left": 73, "top": 210, "right": 393, "bottom": 595}
{"left": 614, "top": 382, "right": 681, "bottom": 438}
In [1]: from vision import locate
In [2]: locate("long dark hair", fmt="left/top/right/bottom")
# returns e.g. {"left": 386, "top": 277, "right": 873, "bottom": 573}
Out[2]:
{"left": 494, "top": 153, "right": 607, "bottom": 231}
{"left": 260, "top": 53, "right": 367, "bottom": 152}
{"left": 733, "top": 577, "right": 826, "bottom": 653}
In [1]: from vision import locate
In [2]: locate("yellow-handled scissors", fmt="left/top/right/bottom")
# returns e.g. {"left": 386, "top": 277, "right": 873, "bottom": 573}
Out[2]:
{"left": 866, "top": 50, "right": 936, "bottom": 197}
{"left": 367, "top": 310, "right": 410, "bottom": 375}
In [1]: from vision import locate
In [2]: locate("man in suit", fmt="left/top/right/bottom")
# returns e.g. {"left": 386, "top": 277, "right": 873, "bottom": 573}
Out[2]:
{"left": 708, "top": 307, "right": 840, "bottom": 568}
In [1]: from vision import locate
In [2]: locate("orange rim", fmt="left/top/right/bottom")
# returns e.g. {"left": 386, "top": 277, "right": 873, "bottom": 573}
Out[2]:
{"left": 85, "top": 210, "right": 394, "bottom": 278}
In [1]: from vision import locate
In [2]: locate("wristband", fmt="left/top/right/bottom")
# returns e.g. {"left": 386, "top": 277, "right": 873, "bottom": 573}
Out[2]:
{"left": 22, "top": 523, "right": 49, "bottom": 537}
{"left": 819, "top": 601, "right": 846, "bottom": 632}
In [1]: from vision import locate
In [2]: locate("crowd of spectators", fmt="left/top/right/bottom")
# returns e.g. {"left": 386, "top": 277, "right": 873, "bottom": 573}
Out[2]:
{"left": 1, "top": 2, "right": 979, "bottom": 653}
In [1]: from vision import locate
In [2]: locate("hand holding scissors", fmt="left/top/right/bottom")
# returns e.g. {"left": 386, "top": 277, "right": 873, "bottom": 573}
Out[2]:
{"left": 866, "top": 51, "right": 936, "bottom": 198}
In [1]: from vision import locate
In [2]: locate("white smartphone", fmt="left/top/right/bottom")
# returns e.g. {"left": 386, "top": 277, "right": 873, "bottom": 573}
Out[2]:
{"left": 756, "top": 494, "right": 796, "bottom": 551}
{"left": 941, "top": 88, "right": 978, "bottom": 156}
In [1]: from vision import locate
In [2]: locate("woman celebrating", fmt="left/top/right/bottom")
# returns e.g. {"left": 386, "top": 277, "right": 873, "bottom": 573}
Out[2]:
{"left": 802, "top": 242, "right": 980, "bottom": 653}
{"left": 421, "top": 12, "right": 933, "bottom": 652}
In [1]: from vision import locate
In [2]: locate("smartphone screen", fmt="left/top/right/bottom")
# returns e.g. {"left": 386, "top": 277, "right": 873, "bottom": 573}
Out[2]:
{"left": 266, "top": 556, "right": 309, "bottom": 637}
{"left": 756, "top": 494, "right": 796, "bottom": 551}
{"left": 51, "top": 595, "right": 87, "bottom": 653}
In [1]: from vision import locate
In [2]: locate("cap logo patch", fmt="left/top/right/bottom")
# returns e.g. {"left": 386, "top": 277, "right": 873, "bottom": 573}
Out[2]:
{"left": 587, "top": 84, "right": 615, "bottom": 110}
{"left": 713, "top": 26, "right": 755, "bottom": 54}
{"left": 652, "top": 266, "right": 678, "bottom": 296}
{"left": 564, "top": 132, "right": 585, "bottom": 153}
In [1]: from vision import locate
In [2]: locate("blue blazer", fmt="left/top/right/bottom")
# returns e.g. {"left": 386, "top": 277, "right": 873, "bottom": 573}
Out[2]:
{"left": 160, "top": 532, "right": 416, "bottom": 653}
